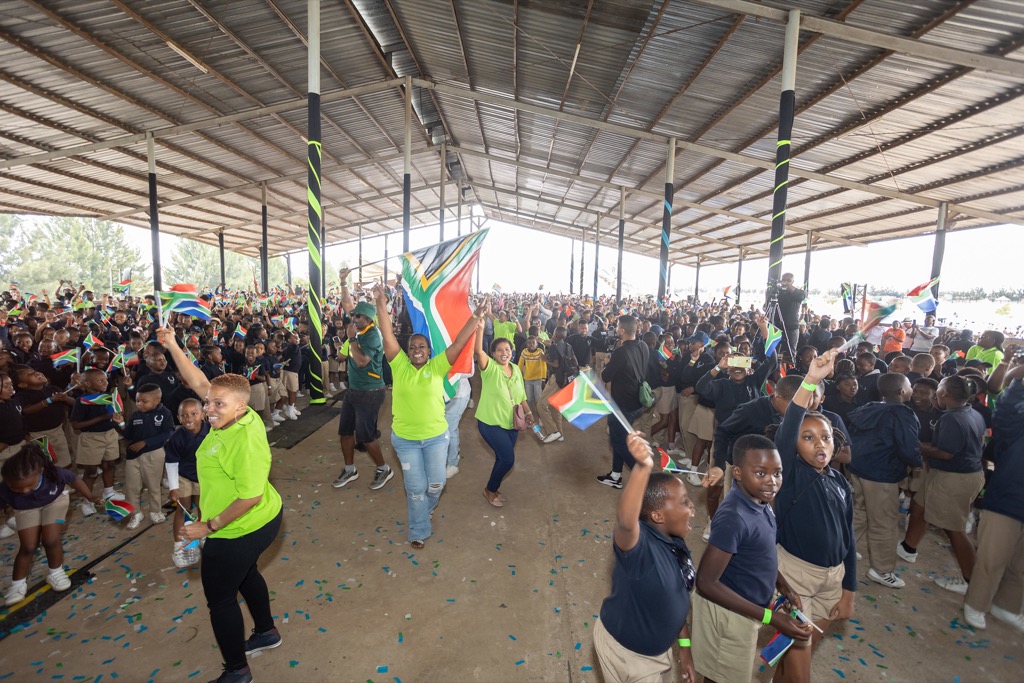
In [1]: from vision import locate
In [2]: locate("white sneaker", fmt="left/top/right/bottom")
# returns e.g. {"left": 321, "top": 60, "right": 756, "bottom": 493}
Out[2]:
{"left": 702, "top": 525, "right": 712, "bottom": 542}
{"left": 266, "top": 424, "right": 275, "bottom": 432}
{"left": 963, "top": 603, "right": 987, "bottom": 629}
{"left": 446, "top": 465, "right": 459, "bottom": 479}
{"left": 668, "top": 448, "right": 686, "bottom": 457}
{"left": 149, "top": 512, "right": 166, "bottom": 524}
{"left": 80, "top": 501, "right": 97, "bottom": 517}
{"left": 6, "top": 517, "right": 18, "bottom": 530}
{"left": 296, "top": 391, "right": 305, "bottom": 398}
{"left": 896, "top": 542, "right": 917, "bottom": 563}
{"left": 868, "top": 568, "right": 905, "bottom": 588}
{"left": 687, "top": 472, "right": 703, "bottom": 487}
{"left": 102, "top": 491, "right": 126, "bottom": 502}
{"left": 990, "top": 606, "right": 1024, "bottom": 632}
{"left": 4, "top": 582, "right": 26, "bottom": 606}
{"left": 46, "top": 568, "right": 71, "bottom": 591}
{"left": 542, "top": 432, "right": 563, "bottom": 444}
{"left": 291, "top": 406, "right": 301, "bottom": 416}
{"left": 339, "top": 382, "right": 347, "bottom": 391}
{"left": 284, "top": 405, "right": 298, "bottom": 420}
{"left": 935, "top": 575, "right": 968, "bottom": 595}
{"left": 329, "top": 383, "right": 338, "bottom": 393}
{"left": 0, "top": 523, "right": 15, "bottom": 539}
{"left": 272, "top": 410, "right": 285, "bottom": 423}
{"left": 126, "top": 512, "right": 144, "bottom": 530}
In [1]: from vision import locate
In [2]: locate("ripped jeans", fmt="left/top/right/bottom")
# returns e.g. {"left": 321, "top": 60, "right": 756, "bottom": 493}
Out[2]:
{"left": 390, "top": 432, "right": 450, "bottom": 542}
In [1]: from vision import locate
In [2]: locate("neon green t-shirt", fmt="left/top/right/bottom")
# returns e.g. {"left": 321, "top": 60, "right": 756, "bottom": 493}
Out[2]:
{"left": 475, "top": 359, "right": 527, "bottom": 429}
{"left": 493, "top": 321, "right": 517, "bottom": 345}
{"left": 196, "top": 407, "right": 282, "bottom": 539}
{"left": 965, "top": 345, "right": 1003, "bottom": 369}
{"left": 389, "top": 350, "right": 452, "bottom": 440}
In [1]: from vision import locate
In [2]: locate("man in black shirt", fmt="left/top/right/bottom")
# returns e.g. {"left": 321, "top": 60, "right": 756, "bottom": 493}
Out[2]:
{"left": 566, "top": 320, "right": 594, "bottom": 370}
{"left": 771, "top": 272, "right": 804, "bottom": 359}
{"left": 597, "top": 316, "right": 648, "bottom": 489}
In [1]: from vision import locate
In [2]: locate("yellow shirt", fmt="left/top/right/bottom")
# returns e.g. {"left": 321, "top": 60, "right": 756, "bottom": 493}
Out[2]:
{"left": 517, "top": 348, "right": 548, "bottom": 381}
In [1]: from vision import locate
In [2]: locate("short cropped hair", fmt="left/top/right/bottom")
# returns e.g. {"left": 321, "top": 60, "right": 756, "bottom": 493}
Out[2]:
{"left": 877, "top": 372, "right": 910, "bottom": 399}
{"left": 135, "top": 383, "right": 162, "bottom": 397}
{"left": 211, "top": 373, "right": 252, "bottom": 402}
{"left": 774, "top": 375, "right": 803, "bottom": 400}
{"left": 640, "top": 472, "right": 680, "bottom": 522}
{"left": 733, "top": 434, "right": 777, "bottom": 466}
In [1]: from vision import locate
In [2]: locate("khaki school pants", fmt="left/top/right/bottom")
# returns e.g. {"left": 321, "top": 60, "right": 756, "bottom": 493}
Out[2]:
{"left": 966, "top": 510, "right": 1024, "bottom": 615}
{"left": 850, "top": 473, "right": 901, "bottom": 573}
{"left": 126, "top": 448, "right": 166, "bottom": 517}
{"left": 536, "top": 376, "right": 563, "bottom": 435}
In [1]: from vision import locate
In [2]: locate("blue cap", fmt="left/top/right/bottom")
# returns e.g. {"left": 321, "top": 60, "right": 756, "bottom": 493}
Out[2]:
{"left": 683, "top": 331, "right": 709, "bottom": 346}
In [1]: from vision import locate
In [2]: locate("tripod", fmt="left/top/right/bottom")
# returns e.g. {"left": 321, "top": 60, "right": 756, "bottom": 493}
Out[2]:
{"left": 763, "top": 287, "right": 797, "bottom": 363}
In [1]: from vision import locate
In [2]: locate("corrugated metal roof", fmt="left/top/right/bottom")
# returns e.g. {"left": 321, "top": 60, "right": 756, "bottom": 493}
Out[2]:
{"left": 0, "top": 0, "right": 1021, "bottom": 267}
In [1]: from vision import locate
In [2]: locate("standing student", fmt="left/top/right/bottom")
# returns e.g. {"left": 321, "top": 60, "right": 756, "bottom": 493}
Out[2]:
{"left": 596, "top": 316, "right": 648, "bottom": 489}
{"left": 116, "top": 384, "right": 174, "bottom": 530}
{"left": 166, "top": 398, "right": 209, "bottom": 567}
{"left": 69, "top": 369, "right": 126, "bottom": 514}
{"left": 692, "top": 435, "right": 810, "bottom": 683}
{"left": 11, "top": 366, "right": 75, "bottom": 469}
{"left": 595, "top": 434, "right": 696, "bottom": 683}
{"left": 517, "top": 336, "right": 547, "bottom": 416}
{"left": 1, "top": 444, "right": 102, "bottom": 605}
{"left": 373, "top": 285, "right": 482, "bottom": 549}
{"left": 770, "top": 350, "right": 857, "bottom": 683}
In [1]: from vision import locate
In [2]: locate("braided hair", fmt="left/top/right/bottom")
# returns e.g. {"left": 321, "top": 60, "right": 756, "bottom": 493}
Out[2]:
{"left": 1, "top": 443, "right": 60, "bottom": 486}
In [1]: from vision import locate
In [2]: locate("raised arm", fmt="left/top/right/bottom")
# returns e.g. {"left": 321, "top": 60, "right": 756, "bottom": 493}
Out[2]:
{"left": 372, "top": 284, "right": 401, "bottom": 362}
{"left": 339, "top": 268, "right": 355, "bottom": 314}
{"left": 473, "top": 313, "right": 490, "bottom": 372}
{"left": 446, "top": 298, "right": 489, "bottom": 366}
{"left": 156, "top": 327, "right": 212, "bottom": 397}
{"left": 612, "top": 433, "right": 654, "bottom": 552}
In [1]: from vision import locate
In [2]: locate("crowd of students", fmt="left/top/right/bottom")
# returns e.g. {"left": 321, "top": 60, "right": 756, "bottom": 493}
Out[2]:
{"left": 1, "top": 273, "right": 1022, "bottom": 683}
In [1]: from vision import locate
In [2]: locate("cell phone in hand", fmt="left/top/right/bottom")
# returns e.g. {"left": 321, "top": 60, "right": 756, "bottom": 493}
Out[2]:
{"left": 727, "top": 356, "right": 752, "bottom": 368}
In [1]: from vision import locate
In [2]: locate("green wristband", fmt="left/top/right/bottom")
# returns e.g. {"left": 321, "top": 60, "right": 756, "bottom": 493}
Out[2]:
{"left": 800, "top": 381, "right": 818, "bottom": 392}
{"left": 678, "top": 638, "right": 691, "bottom": 648}
{"left": 762, "top": 608, "right": 773, "bottom": 625}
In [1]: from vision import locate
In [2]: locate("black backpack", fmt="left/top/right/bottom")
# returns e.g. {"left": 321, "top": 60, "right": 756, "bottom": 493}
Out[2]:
{"left": 553, "top": 340, "right": 581, "bottom": 388}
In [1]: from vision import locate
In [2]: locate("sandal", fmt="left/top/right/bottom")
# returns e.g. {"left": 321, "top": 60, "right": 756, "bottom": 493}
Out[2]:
{"left": 482, "top": 489, "right": 504, "bottom": 508}
{"left": 410, "top": 540, "right": 425, "bottom": 550}
{"left": 497, "top": 492, "right": 508, "bottom": 502}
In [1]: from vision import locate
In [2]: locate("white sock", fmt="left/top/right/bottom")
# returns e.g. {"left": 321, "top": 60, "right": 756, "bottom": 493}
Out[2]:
{"left": 10, "top": 578, "right": 26, "bottom": 588}
{"left": 102, "top": 487, "right": 114, "bottom": 497}
{"left": 610, "top": 472, "right": 622, "bottom": 481}
{"left": 48, "top": 566, "right": 64, "bottom": 576}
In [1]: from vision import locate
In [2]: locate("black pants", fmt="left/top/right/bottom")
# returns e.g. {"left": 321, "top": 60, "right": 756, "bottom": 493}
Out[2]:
{"left": 201, "top": 507, "right": 283, "bottom": 671}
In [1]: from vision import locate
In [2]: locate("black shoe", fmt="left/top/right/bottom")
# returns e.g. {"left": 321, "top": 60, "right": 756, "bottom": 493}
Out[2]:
{"left": 596, "top": 472, "right": 623, "bottom": 489}
{"left": 244, "top": 626, "right": 282, "bottom": 654}
{"left": 208, "top": 666, "right": 253, "bottom": 683}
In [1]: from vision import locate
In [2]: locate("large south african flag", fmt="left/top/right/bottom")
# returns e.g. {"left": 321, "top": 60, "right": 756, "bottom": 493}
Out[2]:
{"left": 546, "top": 372, "right": 613, "bottom": 430}
{"left": 400, "top": 230, "right": 488, "bottom": 398}
{"left": 159, "top": 284, "right": 212, "bottom": 321}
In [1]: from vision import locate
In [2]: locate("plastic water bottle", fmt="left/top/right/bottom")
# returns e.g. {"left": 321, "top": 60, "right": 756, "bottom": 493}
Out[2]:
{"left": 533, "top": 424, "right": 543, "bottom": 438}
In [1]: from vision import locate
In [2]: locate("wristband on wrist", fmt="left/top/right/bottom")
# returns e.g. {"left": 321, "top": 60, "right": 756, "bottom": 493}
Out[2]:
{"left": 45, "top": 397, "right": 53, "bottom": 405}
{"left": 800, "top": 381, "right": 818, "bottom": 392}
{"left": 206, "top": 518, "right": 216, "bottom": 533}
{"left": 762, "top": 608, "right": 773, "bottom": 625}
{"left": 678, "top": 638, "right": 691, "bottom": 648}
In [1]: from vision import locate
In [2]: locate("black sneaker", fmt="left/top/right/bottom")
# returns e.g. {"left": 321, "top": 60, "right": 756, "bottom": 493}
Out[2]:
{"left": 244, "top": 627, "right": 282, "bottom": 654}
{"left": 207, "top": 666, "right": 253, "bottom": 683}
{"left": 596, "top": 472, "right": 623, "bottom": 489}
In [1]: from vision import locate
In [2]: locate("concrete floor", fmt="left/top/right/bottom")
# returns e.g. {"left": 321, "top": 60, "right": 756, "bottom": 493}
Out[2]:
{"left": 1, "top": 390, "right": 1020, "bottom": 683}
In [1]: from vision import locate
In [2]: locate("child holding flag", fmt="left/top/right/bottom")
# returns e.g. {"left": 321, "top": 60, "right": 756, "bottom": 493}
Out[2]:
{"left": 69, "top": 369, "right": 125, "bottom": 515}
{"left": 115, "top": 384, "right": 174, "bottom": 530}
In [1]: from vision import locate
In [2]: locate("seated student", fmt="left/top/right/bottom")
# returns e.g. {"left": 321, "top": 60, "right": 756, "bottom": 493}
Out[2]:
{"left": 887, "top": 355, "right": 911, "bottom": 375}
{"left": 69, "top": 369, "right": 125, "bottom": 515}
{"left": 854, "top": 352, "right": 882, "bottom": 403}
{"left": 855, "top": 341, "right": 888, "bottom": 373}
{"left": 10, "top": 333, "right": 38, "bottom": 365}
{"left": 792, "top": 346, "right": 818, "bottom": 376}
{"left": 595, "top": 433, "right": 696, "bottom": 683}
{"left": 11, "top": 366, "right": 75, "bottom": 468}
{"left": 846, "top": 373, "right": 922, "bottom": 589}
{"left": 823, "top": 373, "right": 861, "bottom": 426}
{"left": 962, "top": 362, "right": 1024, "bottom": 631}
{"left": 114, "top": 383, "right": 174, "bottom": 530}
{"left": 199, "top": 345, "right": 225, "bottom": 381}
{"left": 165, "top": 398, "right": 209, "bottom": 567}
{"left": 692, "top": 434, "right": 810, "bottom": 683}
{"left": 900, "top": 375, "right": 987, "bottom": 595}
{"left": 905, "top": 353, "right": 936, "bottom": 384}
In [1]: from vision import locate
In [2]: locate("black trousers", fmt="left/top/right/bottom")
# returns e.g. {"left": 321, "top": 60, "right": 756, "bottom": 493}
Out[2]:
{"left": 201, "top": 507, "right": 283, "bottom": 670}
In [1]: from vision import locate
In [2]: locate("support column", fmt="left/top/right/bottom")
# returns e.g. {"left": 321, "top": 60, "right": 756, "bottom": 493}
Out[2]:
{"left": 305, "top": 0, "right": 326, "bottom": 404}
{"left": 286, "top": 253, "right": 292, "bottom": 287}
{"left": 736, "top": 248, "right": 744, "bottom": 307}
{"left": 438, "top": 142, "right": 446, "bottom": 242}
{"left": 146, "top": 132, "right": 161, "bottom": 291}
{"left": 456, "top": 185, "right": 463, "bottom": 237}
{"left": 579, "top": 226, "right": 585, "bottom": 295}
{"left": 358, "top": 224, "right": 364, "bottom": 285}
{"left": 694, "top": 258, "right": 702, "bottom": 303}
{"left": 616, "top": 187, "right": 625, "bottom": 303}
{"left": 569, "top": 238, "right": 575, "bottom": 295}
{"left": 767, "top": 9, "right": 800, "bottom": 293}
{"left": 218, "top": 230, "right": 226, "bottom": 290}
{"left": 658, "top": 137, "right": 675, "bottom": 301}
{"left": 402, "top": 76, "right": 413, "bottom": 252}
{"left": 383, "top": 233, "right": 389, "bottom": 286}
{"left": 930, "top": 201, "right": 948, "bottom": 300}
{"left": 803, "top": 232, "right": 812, "bottom": 296}
{"left": 593, "top": 220, "right": 600, "bottom": 301}
{"left": 260, "top": 182, "right": 269, "bottom": 292}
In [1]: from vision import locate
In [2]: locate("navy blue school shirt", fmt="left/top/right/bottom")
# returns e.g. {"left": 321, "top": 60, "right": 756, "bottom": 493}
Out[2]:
{"left": 985, "top": 379, "right": 1024, "bottom": 523}
{"left": 696, "top": 354, "right": 777, "bottom": 425}
{"left": 820, "top": 408, "right": 852, "bottom": 450}
{"left": 70, "top": 399, "right": 116, "bottom": 433}
{"left": 775, "top": 402, "right": 857, "bottom": 592}
{"left": 0, "top": 398, "right": 26, "bottom": 447}
{"left": 599, "top": 521, "right": 694, "bottom": 656}
{"left": 823, "top": 394, "right": 860, "bottom": 427}
{"left": 913, "top": 405, "right": 940, "bottom": 443}
{"left": 16, "top": 386, "right": 67, "bottom": 432}
{"left": 259, "top": 354, "right": 280, "bottom": 379}
{"left": 713, "top": 396, "right": 784, "bottom": 470}
{"left": 928, "top": 404, "right": 986, "bottom": 474}
{"left": 0, "top": 467, "right": 76, "bottom": 511}
{"left": 281, "top": 342, "right": 302, "bottom": 374}
{"left": 133, "top": 370, "right": 179, "bottom": 400}
{"left": 708, "top": 485, "right": 778, "bottom": 607}
{"left": 199, "top": 361, "right": 224, "bottom": 381}
{"left": 671, "top": 351, "right": 716, "bottom": 392}
{"left": 846, "top": 402, "right": 922, "bottom": 483}
{"left": 121, "top": 405, "right": 173, "bottom": 459}
{"left": 856, "top": 371, "right": 881, "bottom": 403}
{"left": 165, "top": 422, "right": 210, "bottom": 484}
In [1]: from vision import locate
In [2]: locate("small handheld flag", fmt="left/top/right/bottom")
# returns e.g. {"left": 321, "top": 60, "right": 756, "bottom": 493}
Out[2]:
{"left": 546, "top": 373, "right": 614, "bottom": 430}
{"left": 764, "top": 323, "right": 783, "bottom": 358}
{"left": 105, "top": 499, "right": 135, "bottom": 522}
{"left": 80, "top": 393, "right": 114, "bottom": 406}
{"left": 658, "top": 447, "right": 706, "bottom": 476}
{"left": 657, "top": 343, "right": 674, "bottom": 362}
{"left": 32, "top": 436, "right": 58, "bottom": 463}
{"left": 245, "top": 366, "right": 260, "bottom": 381}
{"left": 907, "top": 277, "right": 939, "bottom": 314}
{"left": 51, "top": 348, "right": 80, "bottom": 367}
{"left": 836, "top": 300, "right": 899, "bottom": 353}
{"left": 83, "top": 332, "right": 104, "bottom": 349}
{"left": 158, "top": 287, "right": 212, "bottom": 321}
{"left": 234, "top": 325, "right": 248, "bottom": 340}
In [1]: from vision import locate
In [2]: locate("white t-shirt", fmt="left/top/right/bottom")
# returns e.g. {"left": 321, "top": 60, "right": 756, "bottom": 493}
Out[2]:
{"left": 910, "top": 326, "right": 939, "bottom": 353}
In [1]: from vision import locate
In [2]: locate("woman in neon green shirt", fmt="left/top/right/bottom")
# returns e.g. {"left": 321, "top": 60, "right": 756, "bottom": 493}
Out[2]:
{"left": 474, "top": 307, "right": 535, "bottom": 507}
{"left": 373, "top": 285, "right": 484, "bottom": 549}
{"left": 157, "top": 328, "right": 283, "bottom": 683}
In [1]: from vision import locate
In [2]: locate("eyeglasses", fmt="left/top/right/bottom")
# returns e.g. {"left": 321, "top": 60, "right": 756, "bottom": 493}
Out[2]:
{"left": 671, "top": 545, "right": 696, "bottom": 592}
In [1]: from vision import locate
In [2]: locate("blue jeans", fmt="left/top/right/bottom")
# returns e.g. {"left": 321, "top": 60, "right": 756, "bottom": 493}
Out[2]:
{"left": 391, "top": 432, "right": 449, "bottom": 542}
{"left": 477, "top": 420, "right": 518, "bottom": 493}
{"left": 444, "top": 392, "right": 472, "bottom": 467}
{"left": 609, "top": 408, "right": 645, "bottom": 474}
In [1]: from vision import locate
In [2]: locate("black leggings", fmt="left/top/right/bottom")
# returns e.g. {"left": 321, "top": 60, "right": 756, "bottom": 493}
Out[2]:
{"left": 201, "top": 507, "right": 283, "bottom": 671}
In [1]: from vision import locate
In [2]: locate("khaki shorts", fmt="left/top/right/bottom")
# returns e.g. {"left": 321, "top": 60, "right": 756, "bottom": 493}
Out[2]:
{"left": 776, "top": 544, "right": 844, "bottom": 635}
{"left": 689, "top": 404, "right": 715, "bottom": 441}
{"left": 249, "top": 382, "right": 268, "bottom": 412}
{"left": 77, "top": 430, "right": 120, "bottom": 467}
{"left": 903, "top": 467, "right": 925, "bottom": 493}
{"left": 267, "top": 376, "right": 285, "bottom": 403}
{"left": 328, "top": 357, "right": 341, "bottom": 372}
{"left": 15, "top": 491, "right": 70, "bottom": 530}
{"left": 30, "top": 425, "right": 73, "bottom": 468}
{"left": 283, "top": 370, "right": 299, "bottom": 393}
{"left": 918, "top": 469, "right": 984, "bottom": 531}
{"left": 593, "top": 616, "right": 674, "bottom": 683}
{"left": 654, "top": 386, "right": 678, "bottom": 414}
{"left": 0, "top": 441, "right": 26, "bottom": 463}
{"left": 691, "top": 591, "right": 760, "bottom": 683}
{"left": 177, "top": 475, "right": 200, "bottom": 499}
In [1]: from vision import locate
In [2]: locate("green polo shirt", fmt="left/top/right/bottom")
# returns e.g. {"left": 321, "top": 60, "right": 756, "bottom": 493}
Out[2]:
{"left": 196, "top": 407, "right": 282, "bottom": 539}
{"left": 493, "top": 321, "right": 517, "bottom": 345}
{"left": 348, "top": 325, "right": 385, "bottom": 390}
{"left": 389, "top": 350, "right": 452, "bottom": 440}
{"left": 475, "top": 359, "right": 527, "bottom": 430}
